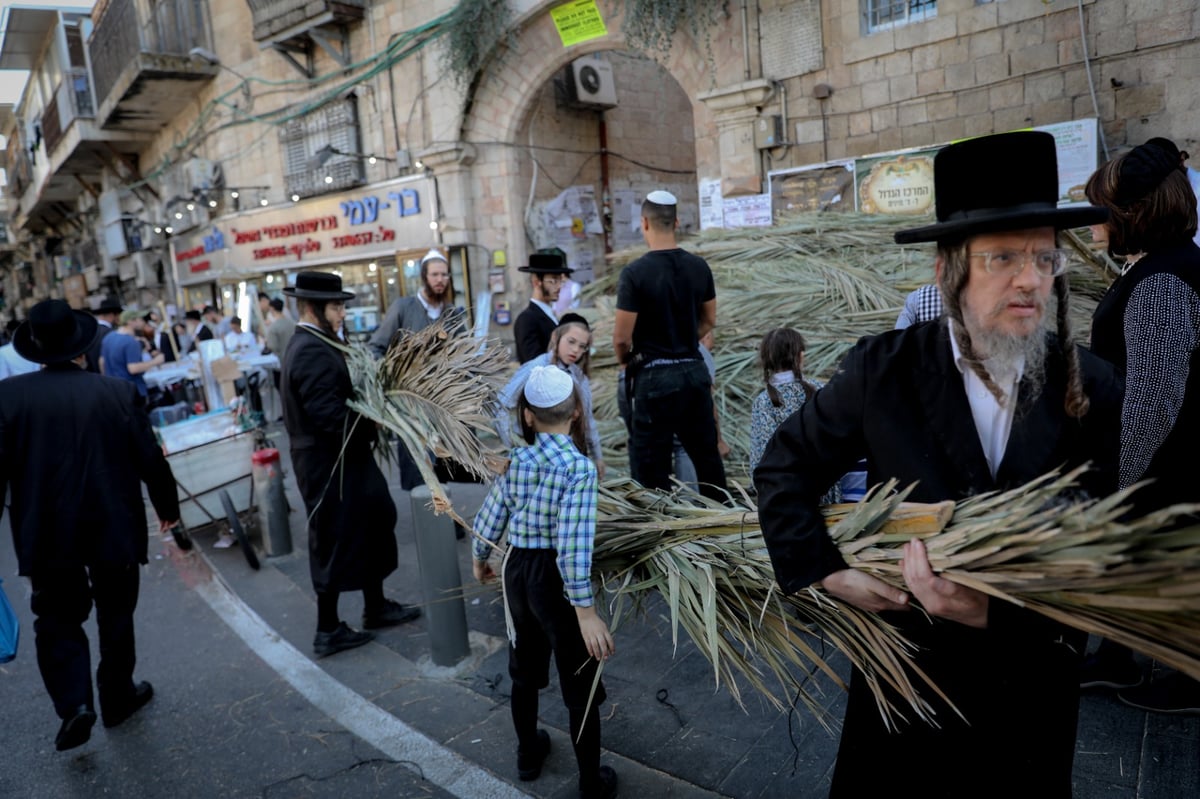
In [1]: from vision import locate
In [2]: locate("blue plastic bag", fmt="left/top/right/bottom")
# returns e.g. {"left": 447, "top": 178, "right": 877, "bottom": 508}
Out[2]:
{"left": 0, "top": 576, "right": 18, "bottom": 663}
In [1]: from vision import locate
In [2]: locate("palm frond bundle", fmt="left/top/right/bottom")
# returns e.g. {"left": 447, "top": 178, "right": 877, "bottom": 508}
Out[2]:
{"left": 343, "top": 321, "right": 511, "bottom": 511}
{"left": 579, "top": 213, "right": 1112, "bottom": 482}
{"left": 591, "top": 470, "right": 1200, "bottom": 729}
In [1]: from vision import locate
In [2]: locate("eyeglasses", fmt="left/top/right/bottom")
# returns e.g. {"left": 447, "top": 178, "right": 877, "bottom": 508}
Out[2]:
{"left": 969, "top": 248, "right": 1072, "bottom": 278}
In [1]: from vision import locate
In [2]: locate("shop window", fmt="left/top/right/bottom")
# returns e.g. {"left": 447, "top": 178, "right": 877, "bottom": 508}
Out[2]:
{"left": 279, "top": 96, "right": 365, "bottom": 200}
{"left": 863, "top": 0, "right": 936, "bottom": 33}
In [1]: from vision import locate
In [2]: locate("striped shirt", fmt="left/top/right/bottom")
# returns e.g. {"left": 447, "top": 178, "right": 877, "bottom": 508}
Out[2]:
{"left": 473, "top": 432, "right": 599, "bottom": 607}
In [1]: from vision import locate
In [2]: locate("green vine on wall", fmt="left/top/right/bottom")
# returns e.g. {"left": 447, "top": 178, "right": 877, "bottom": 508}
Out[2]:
{"left": 439, "top": 0, "right": 519, "bottom": 88}
{"left": 621, "top": 0, "right": 729, "bottom": 60}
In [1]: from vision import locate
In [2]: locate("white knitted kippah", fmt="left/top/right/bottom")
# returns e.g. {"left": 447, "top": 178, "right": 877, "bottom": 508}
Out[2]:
{"left": 646, "top": 190, "right": 677, "bottom": 205}
{"left": 524, "top": 365, "right": 574, "bottom": 408}
{"left": 420, "top": 248, "right": 447, "bottom": 265}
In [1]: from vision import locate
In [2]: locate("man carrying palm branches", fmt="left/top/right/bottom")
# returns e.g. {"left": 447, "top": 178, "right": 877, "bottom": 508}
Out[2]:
{"left": 756, "top": 131, "right": 1122, "bottom": 798}
{"left": 282, "top": 272, "right": 421, "bottom": 657}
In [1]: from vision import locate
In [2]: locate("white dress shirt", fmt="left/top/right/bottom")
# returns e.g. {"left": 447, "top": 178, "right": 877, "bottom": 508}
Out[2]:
{"left": 948, "top": 320, "right": 1024, "bottom": 478}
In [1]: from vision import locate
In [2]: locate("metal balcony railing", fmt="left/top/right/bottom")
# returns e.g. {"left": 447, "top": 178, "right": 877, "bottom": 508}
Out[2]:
{"left": 90, "top": 0, "right": 213, "bottom": 111}
{"left": 41, "top": 68, "right": 95, "bottom": 156}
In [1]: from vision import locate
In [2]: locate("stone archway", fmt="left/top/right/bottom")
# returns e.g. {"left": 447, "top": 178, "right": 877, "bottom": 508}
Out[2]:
{"left": 452, "top": 2, "right": 728, "bottom": 269}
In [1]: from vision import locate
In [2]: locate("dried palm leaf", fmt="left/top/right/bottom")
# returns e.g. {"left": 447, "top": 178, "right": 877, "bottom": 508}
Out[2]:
{"left": 589, "top": 470, "right": 1200, "bottom": 731}
{"left": 580, "top": 213, "right": 1113, "bottom": 483}
{"left": 341, "top": 321, "right": 511, "bottom": 513}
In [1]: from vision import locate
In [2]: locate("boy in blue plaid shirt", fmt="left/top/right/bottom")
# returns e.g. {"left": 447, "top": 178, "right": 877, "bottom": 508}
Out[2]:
{"left": 473, "top": 366, "right": 618, "bottom": 799}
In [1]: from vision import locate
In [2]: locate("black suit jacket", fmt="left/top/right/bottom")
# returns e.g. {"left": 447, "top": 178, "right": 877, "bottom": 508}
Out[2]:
{"left": 0, "top": 365, "right": 179, "bottom": 575}
{"left": 281, "top": 327, "right": 397, "bottom": 591}
{"left": 513, "top": 303, "right": 556, "bottom": 363}
{"left": 754, "top": 321, "right": 1122, "bottom": 798}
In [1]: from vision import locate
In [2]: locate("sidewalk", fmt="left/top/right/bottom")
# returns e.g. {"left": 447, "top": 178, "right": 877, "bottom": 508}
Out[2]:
{"left": 194, "top": 421, "right": 1198, "bottom": 799}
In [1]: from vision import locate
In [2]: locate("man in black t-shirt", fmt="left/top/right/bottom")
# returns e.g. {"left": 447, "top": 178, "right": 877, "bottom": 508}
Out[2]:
{"left": 613, "top": 190, "right": 728, "bottom": 502}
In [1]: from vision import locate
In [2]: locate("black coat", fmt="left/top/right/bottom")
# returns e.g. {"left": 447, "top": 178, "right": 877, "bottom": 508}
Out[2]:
{"left": 755, "top": 322, "right": 1121, "bottom": 798}
{"left": 513, "top": 303, "right": 556, "bottom": 363}
{"left": 0, "top": 365, "right": 180, "bottom": 575}
{"left": 281, "top": 326, "right": 397, "bottom": 592}
{"left": 83, "top": 323, "right": 113, "bottom": 373}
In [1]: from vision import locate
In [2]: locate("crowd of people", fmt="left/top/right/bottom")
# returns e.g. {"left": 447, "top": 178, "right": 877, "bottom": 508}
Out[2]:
{"left": 2, "top": 129, "right": 1197, "bottom": 799}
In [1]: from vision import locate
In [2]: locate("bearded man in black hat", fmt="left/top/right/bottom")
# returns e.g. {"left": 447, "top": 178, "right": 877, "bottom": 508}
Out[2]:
{"left": 281, "top": 272, "right": 421, "bottom": 658}
{"left": 0, "top": 300, "right": 179, "bottom": 751}
{"left": 513, "top": 252, "right": 572, "bottom": 364}
{"left": 755, "top": 131, "right": 1123, "bottom": 798}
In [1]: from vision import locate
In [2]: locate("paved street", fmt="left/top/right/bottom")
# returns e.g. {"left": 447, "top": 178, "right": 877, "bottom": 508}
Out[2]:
{"left": 2, "top": 422, "right": 1197, "bottom": 798}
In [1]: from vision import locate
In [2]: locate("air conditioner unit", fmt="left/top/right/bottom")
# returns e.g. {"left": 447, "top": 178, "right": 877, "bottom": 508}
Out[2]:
{"left": 184, "top": 158, "right": 223, "bottom": 194}
{"left": 130, "top": 251, "right": 160, "bottom": 289}
{"left": 565, "top": 55, "right": 617, "bottom": 109}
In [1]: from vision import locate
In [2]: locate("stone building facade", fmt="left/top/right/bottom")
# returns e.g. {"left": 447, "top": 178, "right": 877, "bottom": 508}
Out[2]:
{"left": 0, "top": 0, "right": 1195, "bottom": 340}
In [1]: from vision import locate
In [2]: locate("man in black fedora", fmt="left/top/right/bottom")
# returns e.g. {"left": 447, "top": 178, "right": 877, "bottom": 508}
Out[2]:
{"left": 513, "top": 252, "right": 572, "bottom": 364}
{"left": 755, "top": 131, "right": 1123, "bottom": 798}
{"left": 0, "top": 300, "right": 179, "bottom": 751}
{"left": 84, "top": 292, "right": 123, "bottom": 373}
{"left": 281, "top": 272, "right": 421, "bottom": 658}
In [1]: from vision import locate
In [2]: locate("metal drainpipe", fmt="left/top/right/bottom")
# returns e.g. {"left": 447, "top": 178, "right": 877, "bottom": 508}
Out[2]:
{"left": 741, "top": 0, "right": 752, "bottom": 81}
{"left": 599, "top": 112, "right": 612, "bottom": 255}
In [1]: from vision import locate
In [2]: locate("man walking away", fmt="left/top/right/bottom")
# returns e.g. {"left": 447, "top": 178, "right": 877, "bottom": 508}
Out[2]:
{"left": 0, "top": 300, "right": 179, "bottom": 751}
{"left": 613, "top": 189, "right": 728, "bottom": 503}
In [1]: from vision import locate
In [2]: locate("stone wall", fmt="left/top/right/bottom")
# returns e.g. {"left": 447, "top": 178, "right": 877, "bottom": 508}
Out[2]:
{"left": 770, "top": 0, "right": 1200, "bottom": 170}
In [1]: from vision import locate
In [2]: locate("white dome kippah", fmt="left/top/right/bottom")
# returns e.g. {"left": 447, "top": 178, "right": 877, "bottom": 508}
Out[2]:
{"left": 420, "top": 248, "right": 448, "bottom": 265}
{"left": 524, "top": 366, "right": 574, "bottom": 408}
{"left": 646, "top": 190, "right": 677, "bottom": 205}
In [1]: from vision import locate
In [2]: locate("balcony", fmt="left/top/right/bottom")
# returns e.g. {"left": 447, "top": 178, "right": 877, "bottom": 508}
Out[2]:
{"left": 245, "top": 0, "right": 365, "bottom": 43}
{"left": 41, "top": 68, "right": 95, "bottom": 156}
{"left": 89, "top": 0, "right": 218, "bottom": 132}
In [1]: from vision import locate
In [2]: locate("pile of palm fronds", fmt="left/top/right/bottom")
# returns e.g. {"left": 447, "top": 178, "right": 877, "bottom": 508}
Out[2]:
{"left": 591, "top": 470, "right": 1200, "bottom": 728}
{"left": 577, "top": 214, "right": 1118, "bottom": 481}
{"left": 343, "top": 321, "right": 511, "bottom": 512}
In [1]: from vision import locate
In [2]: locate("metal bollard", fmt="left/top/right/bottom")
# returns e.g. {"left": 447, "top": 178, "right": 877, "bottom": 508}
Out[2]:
{"left": 252, "top": 449, "right": 292, "bottom": 556}
{"left": 409, "top": 485, "right": 470, "bottom": 666}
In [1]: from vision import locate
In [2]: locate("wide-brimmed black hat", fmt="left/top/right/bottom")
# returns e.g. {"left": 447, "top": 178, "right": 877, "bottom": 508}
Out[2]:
{"left": 184, "top": 309, "right": 202, "bottom": 321}
{"left": 93, "top": 293, "right": 123, "bottom": 315}
{"left": 518, "top": 253, "right": 573, "bottom": 275}
{"left": 283, "top": 271, "right": 355, "bottom": 301}
{"left": 14, "top": 299, "right": 99, "bottom": 364}
{"left": 894, "top": 131, "right": 1109, "bottom": 244}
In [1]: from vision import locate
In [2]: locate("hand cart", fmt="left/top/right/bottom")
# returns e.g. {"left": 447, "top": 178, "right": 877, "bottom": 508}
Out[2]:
{"left": 159, "top": 410, "right": 270, "bottom": 569}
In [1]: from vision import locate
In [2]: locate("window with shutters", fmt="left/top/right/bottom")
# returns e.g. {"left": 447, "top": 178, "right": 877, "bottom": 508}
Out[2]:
{"left": 279, "top": 95, "right": 365, "bottom": 199}
{"left": 863, "top": 0, "right": 936, "bottom": 33}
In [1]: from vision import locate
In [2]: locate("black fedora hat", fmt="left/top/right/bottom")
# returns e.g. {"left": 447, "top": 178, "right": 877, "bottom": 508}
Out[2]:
{"left": 518, "top": 253, "right": 573, "bottom": 275}
{"left": 283, "top": 271, "right": 355, "bottom": 301}
{"left": 93, "top": 293, "right": 123, "bottom": 315}
{"left": 14, "top": 299, "right": 99, "bottom": 364}
{"left": 184, "top": 309, "right": 202, "bottom": 321}
{"left": 894, "top": 131, "right": 1109, "bottom": 244}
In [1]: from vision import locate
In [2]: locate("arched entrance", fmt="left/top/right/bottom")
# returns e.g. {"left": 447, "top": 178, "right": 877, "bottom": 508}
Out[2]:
{"left": 448, "top": 3, "right": 726, "bottom": 323}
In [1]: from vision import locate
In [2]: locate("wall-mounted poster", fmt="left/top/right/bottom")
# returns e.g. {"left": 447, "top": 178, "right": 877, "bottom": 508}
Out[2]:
{"left": 769, "top": 162, "right": 855, "bottom": 218}
{"left": 854, "top": 149, "right": 939, "bottom": 216}
{"left": 1035, "top": 118, "right": 1099, "bottom": 205}
{"left": 722, "top": 193, "right": 772, "bottom": 228}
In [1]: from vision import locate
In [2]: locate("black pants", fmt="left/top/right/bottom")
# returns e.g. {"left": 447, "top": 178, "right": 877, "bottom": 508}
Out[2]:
{"left": 31, "top": 564, "right": 141, "bottom": 720}
{"left": 630, "top": 360, "right": 728, "bottom": 502}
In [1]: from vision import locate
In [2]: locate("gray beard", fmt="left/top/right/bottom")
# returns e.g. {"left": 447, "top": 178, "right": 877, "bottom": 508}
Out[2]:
{"left": 962, "top": 309, "right": 1050, "bottom": 406}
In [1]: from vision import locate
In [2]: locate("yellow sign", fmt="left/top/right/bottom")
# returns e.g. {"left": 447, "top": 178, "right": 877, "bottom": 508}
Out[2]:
{"left": 550, "top": 0, "right": 608, "bottom": 47}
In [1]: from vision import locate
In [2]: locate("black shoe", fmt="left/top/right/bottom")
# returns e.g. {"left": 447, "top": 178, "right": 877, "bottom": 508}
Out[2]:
{"left": 1118, "top": 672, "right": 1200, "bottom": 715}
{"left": 55, "top": 706, "right": 97, "bottom": 751}
{"left": 313, "top": 622, "right": 374, "bottom": 657}
{"left": 517, "top": 728, "right": 551, "bottom": 781}
{"left": 1080, "top": 652, "right": 1143, "bottom": 690}
{"left": 362, "top": 599, "right": 422, "bottom": 630}
{"left": 102, "top": 681, "right": 154, "bottom": 729}
{"left": 580, "top": 765, "right": 618, "bottom": 799}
